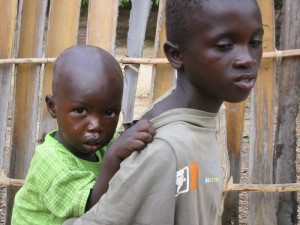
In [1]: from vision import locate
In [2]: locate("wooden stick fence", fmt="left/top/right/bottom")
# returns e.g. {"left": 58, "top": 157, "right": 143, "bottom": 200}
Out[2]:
{"left": 0, "top": 47, "right": 299, "bottom": 191}
{"left": 2, "top": 173, "right": 300, "bottom": 193}
{"left": 0, "top": 49, "right": 299, "bottom": 65}
{"left": 0, "top": 47, "right": 299, "bottom": 192}
{"left": 1, "top": 1, "right": 297, "bottom": 224}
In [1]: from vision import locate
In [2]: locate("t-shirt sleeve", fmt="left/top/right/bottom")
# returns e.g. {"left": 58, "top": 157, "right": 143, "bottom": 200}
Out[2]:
{"left": 43, "top": 168, "right": 95, "bottom": 218}
{"left": 12, "top": 142, "right": 98, "bottom": 224}
{"left": 64, "top": 138, "right": 177, "bottom": 225}
{"left": 29, "top": 148, "right": 97, "bottom": 218}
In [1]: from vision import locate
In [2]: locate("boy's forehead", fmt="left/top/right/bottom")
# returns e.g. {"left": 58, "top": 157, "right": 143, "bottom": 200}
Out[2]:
{"left": 55, "top": 53, "right": 119, "bottom": 85}
{"left": 182, "top": 0, "right": 260, "bottom": 18}
{"left": 54, "top": 63, "right": 116, "bottom": 97}
{"left": 199, "top": 0, "right": 259, "bottom": 16}
{"left": 61, "top": 65, "right": 109, "bottom": 88}
{"left": 58, "top": 70, "right": 117, "bottom": 100}
{"left": 190, "top": 0, "right": 261, "bottom": 29}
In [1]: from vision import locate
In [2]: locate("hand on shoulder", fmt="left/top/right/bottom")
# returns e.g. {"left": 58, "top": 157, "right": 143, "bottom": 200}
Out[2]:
{"left": 108, "top": 119, "right": 156, "bottom": 161}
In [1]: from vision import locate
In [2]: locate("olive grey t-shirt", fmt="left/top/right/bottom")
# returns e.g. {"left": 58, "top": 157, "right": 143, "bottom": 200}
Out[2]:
{"left": 64, "top": 108, "right": 229, "bottom": 225}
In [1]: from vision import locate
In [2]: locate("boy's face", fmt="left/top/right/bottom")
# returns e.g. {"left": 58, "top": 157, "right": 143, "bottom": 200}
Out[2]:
{"left": 181, "top": 0, "right": 264, "bottom": 103}
{"left": 51, "top": 64, "right": 123, "bottom": 159}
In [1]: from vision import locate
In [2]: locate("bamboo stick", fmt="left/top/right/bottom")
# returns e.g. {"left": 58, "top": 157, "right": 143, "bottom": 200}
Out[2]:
{"left": 0, "top": 178, "right": 24, "bottom": 187}
{"left": 0, "top": 49, "right": 299, "bottom": 65}
{"left": 0, "top": 57, "right": 168, "bottom": 65}
{"left": 1, "top": 174, "right": 300, "bottom": 193}
{"left": 262, "top": 48, "right": 300, "bottom": 58}
{"left": 0, "top": 172, "right": 24, "bottom": 187}
{"left": 0, "top": 57, "right": 56, "bottom": 64}
{"left": 225, "top": 183, "right": 300, "bottom": 193}
{"left": 118, "top": 57, "right": 169, "bottom": 65}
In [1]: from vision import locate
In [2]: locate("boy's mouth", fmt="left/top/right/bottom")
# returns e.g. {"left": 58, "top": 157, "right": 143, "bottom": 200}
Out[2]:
{"left": 83, "top": 139, "right": 101, "bottom": 151}
{"left": 240, "top": 78, "right": 250, "bottom": 83}
{"left": 234, "top": 74, "right": 256, "bottom": 91}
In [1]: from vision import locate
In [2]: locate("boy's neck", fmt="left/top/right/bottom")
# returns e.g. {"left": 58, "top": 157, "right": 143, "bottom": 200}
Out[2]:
{"left": 174, "top": 76, "right": 224, "bottom": 113}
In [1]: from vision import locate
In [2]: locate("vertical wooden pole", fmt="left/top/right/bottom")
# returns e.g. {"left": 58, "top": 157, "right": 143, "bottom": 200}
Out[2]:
{"left": 38, "top": 0, "right": 81, "bottom": 141}
{"left": 0, "top": 0, "right": 18, "bottom": 174}
{"left": 222, "top": 102, "right": 245, "bottom": 224}
{"left": 121, "top": 0, "right": 152, "bottom": 122}
{"left": 248, "top": 0, "right": 277, "bottom": 224}
{"left": 10, "top": 0, "right": 47, "bottom": 181}
{"left": 274, "top": 0, "right": 300, "bottom": 224}
{"left": 151, "top": 0, "right": 175, "bottom": 101}
{"left": 86, "top": 0, "right": 119, "bottom": 55}
{"left": 215, "top": 104, "right": 231, "bottom": 199}
{"left": 0, "top": 2, "right": 18, "bottom": 221}
{"left": 6, "top": 1, "right": 48, "bottom": 222}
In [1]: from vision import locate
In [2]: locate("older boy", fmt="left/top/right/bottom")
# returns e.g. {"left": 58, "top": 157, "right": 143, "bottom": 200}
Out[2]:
{"left": 65, "top": 0, "right": 264, "bottom": 224}
{"left": 12, "top": 45, "right": 155, "bottom": 225}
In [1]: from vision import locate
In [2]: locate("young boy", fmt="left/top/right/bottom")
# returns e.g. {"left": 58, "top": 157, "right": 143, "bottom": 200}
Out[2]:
{"left": 64, "top": 0, "right": 264, "bottom": 224}
{"left": 12, "top": 45, "right": 155, "bottom": 225}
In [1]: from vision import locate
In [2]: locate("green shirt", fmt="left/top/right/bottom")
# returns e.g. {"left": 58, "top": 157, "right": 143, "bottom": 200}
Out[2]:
{"left": 12, "top": 130, "right": 107, "bottom": 225}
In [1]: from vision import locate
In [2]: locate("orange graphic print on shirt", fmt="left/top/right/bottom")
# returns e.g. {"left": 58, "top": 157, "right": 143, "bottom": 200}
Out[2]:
{"left": 175, "top": 160, "right": 220, "bottom": 197}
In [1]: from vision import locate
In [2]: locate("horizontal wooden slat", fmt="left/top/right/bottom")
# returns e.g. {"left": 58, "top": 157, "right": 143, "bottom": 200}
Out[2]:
{"left": 0, "top": 57, "right": 167, "bottom": 65}
{"left": 3, "top": 174, "right": 300, "bottom": 193}
{"left": 0, "top": 49, "right": 299, "bottom": 65}
{"left": 225, "top": 183, "right": 300, "bottom": 193}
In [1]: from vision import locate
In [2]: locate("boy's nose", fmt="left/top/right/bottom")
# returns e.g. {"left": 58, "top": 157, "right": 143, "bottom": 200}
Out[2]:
{"left": 233, "top": 47, "right": 257, "bottom": 68}
{"left": 87, "top": 117, "right": 103, "bottom": 132}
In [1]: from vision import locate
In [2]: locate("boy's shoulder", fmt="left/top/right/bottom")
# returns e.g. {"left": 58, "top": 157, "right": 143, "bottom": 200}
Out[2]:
{"left": 144, "top": 108, "right": 217, "bottom": 156}
{"left": 24, "top": 131, "right": 85, "bottom": 190}
{"left": 36, "top": 130, "right": 69, "bottom": 156}
{"left": 32, "top": 130, "right": 79, "bottom": 171}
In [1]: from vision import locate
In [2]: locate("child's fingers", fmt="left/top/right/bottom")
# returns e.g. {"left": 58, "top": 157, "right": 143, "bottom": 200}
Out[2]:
{"left": 133, "top": 119, "right": 156, "bottom": 136}
{"left": 135, "top": 131, "right": 154, "bottom": 143}
{"left": 126, "top": 132, "right": 154, "bottom": 151}
{"left": 129, "top": 140, "right": 147, "bottom": 151}
{"left": 147, "top": 125, "right": 156, "bottom": 136}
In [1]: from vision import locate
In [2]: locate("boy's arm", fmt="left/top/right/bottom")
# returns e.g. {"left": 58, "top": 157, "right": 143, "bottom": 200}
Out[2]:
{"left": 86, "top": 119, "right": 155, "bottom": 211}
{"left": 63, "top": 139, "right": 176, "bottom": 225}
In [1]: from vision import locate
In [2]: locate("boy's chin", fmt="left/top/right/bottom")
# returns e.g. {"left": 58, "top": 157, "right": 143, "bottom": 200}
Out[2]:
{"left": 226, "top": 93, "right": 252, "bottom": 103}
{"left": 82, "top": 143, "right": 102, "bottom": 152}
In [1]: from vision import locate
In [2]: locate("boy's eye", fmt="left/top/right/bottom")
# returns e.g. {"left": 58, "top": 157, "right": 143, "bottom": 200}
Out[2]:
{"left": 215, "top": 42, "right": 233, "bottom": 51}
{"left": 104, "top": 110, "right": 117, "bottom": 117}
{"left": 250, "top": 39, "right": 263, "bottom": 48}
{"left": 73, "top": 108, "right": 86, "bottom": 114}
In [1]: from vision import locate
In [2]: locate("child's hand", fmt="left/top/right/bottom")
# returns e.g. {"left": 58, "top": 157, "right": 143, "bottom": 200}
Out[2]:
{"left": 88, "top": 120, "right": 155, "bottom": 209}
{"left": 109, "top": 119, "right": 156, "bottom": 160}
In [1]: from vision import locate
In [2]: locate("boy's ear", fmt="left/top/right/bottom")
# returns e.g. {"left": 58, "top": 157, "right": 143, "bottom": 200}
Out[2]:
{"left": 45, "top": 95, "right": 57, "bottom": 119}
{"left": 163, "top": 41, "right": 183, "bottom": 69}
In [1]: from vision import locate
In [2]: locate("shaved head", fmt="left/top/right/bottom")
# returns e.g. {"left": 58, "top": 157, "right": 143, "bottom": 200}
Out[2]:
{"left": 46, "top": 45, "right": 124, "bottom": 159}
{"left": 53, "top": 45, "right": 123, "bottom": 98}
